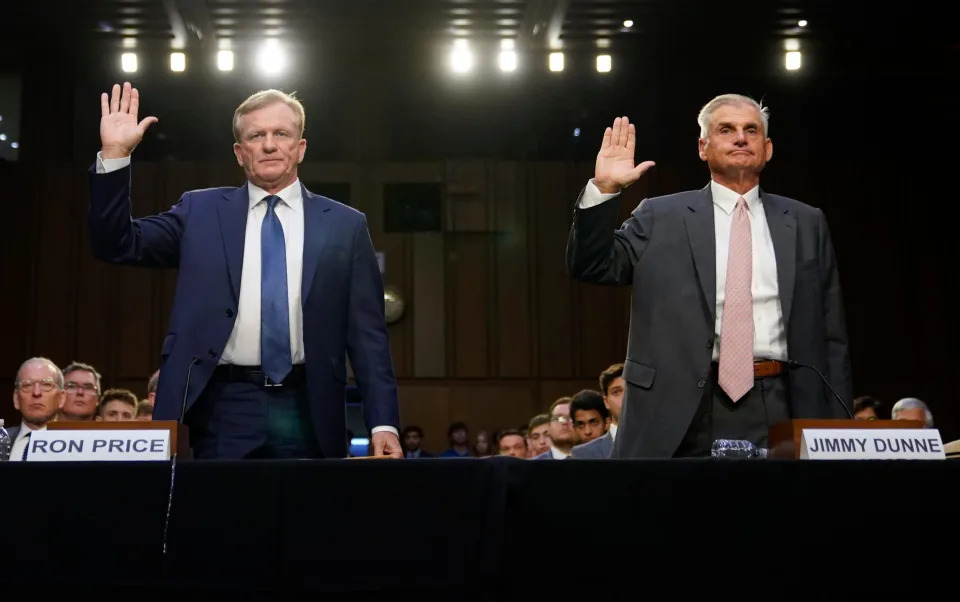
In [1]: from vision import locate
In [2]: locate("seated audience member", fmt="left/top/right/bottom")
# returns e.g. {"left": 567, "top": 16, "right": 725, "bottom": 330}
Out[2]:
{"left": 438, "top": 422, "right": 472, "bottom": 457}
{"left": 891, "top": 397, "right": 934, "bottom": 428}
{"left": 852, "top": 395, "right": 882, "bottom": 420}
{"left": 146, "top": 369, "right": 159, "bottom": 405}
{"left": 401, "top": 425, "right": 432, "bottom": 458}
{"left": 9, "top": 357, "right": 66, "bottom": 462}
{"left": 497, "top": 429, "right": 527, "bottom": 459}
{"left": 136, "top": 399, "right": 153, "bottom": 421}
{"left": 60, "top": 361, "right": 102, "bottom": 421}
{"left": 97, "top": 389, "right": 138, "bottom": 421}
{"left": 572, "top": 363, "right": 624, "bottom": 459}
{"left": 474, "top": 430, "right": 493, "bottom": 457}
{"left": 533, "top": 397, "right": 576, "bottom": 460}
{"left": 526, "top": 414, "right": 551, "bottom": 458}
{"left": 568, "top": 389, "right": 609, "bottom": 445}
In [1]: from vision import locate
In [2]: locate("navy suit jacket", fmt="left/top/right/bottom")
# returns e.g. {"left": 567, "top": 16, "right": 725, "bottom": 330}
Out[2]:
{"left": 88, "top": 164, "right": 399, "bottom": 458}
{"left": 570, "top": 431, "right": 613, "bottom": 459}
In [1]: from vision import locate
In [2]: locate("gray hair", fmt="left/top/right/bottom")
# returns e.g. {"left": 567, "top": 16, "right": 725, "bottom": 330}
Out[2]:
{"left": 62, "top": 361, "right": 102, "bottom": 391}
{"left": 891, "top": 397, "right": 934, "bottom": 428}
{"left": 697, "top": 93, "right": 770, "bottom": 140}
{"left": 14, "top": 356, "right": 64, "bottom": 390}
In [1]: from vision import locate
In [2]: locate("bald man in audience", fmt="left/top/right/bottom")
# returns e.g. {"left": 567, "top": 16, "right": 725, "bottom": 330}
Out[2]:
{"left": 9, "top": 357, "right": 66, "bottom": 462}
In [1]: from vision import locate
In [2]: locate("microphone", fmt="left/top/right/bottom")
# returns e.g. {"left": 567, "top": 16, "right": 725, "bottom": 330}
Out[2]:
{"left": 785, "top": 359, "right": 853, "bottom": 419}
{"left": 163, "top": 356, "right": 200, "bottom": 563}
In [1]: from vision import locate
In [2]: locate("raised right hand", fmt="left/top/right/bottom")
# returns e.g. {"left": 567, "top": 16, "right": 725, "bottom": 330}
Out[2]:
{"left": 100, "top": 82, "right": 158, "bottom": 159}
{"left": 594, "top": 116, "right": 655, "bottom": 194}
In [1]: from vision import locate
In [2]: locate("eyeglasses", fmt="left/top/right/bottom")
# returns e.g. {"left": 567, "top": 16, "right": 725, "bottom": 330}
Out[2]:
{"left": 14, "top": 378, "right": 60, "bottom": 393}
{"left": 65, "top": 382, "right": 100, "bottom": 394}
{"left": 550, "top": 415, "right": 572, "bottom": 425}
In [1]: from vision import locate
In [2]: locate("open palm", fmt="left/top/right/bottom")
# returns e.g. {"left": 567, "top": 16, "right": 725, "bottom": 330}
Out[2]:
{"left": 594, "top": 116, "right": 655, "bottom": 194}
{"left": 99, "top": 82, "right": 158, "bottom": 159}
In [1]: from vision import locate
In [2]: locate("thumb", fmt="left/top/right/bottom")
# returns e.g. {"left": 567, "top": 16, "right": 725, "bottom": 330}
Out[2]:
{"left": 633, "top": 160, "right": 656, "bottom": 178}
{"left": 138, "top": 116, "right": 158, "bottom": 132}
{"left": 373, "top": 436, "right": 386, "bottom": 455}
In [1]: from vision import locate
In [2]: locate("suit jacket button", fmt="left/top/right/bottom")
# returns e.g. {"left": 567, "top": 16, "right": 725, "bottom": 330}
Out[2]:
{"left": 225, "top": 309, "right": 234, "bottom": 318}
{"left": 706, "top": 338, "right": 714, "bottom": 348}
{"left": 208, "top": 349, "right": 218, "bottom": 358}
{"left": 697, "top": 380, "right": 706, "bottom": 389}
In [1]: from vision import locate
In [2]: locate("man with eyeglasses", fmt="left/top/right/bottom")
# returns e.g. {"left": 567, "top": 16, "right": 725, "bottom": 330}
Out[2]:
{"left": 8, "top": 357, "right": 66, "bottom": 462}
{"left": 60, "top": 361, "right": 102, "bottom": 421}
{"left": 533, "top": 397, "right": 577, "bottom": 460}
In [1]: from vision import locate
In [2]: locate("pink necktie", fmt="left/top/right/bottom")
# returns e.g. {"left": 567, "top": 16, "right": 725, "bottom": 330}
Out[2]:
{"left": 718, "top": 197, "right": 754, "bottom": 402}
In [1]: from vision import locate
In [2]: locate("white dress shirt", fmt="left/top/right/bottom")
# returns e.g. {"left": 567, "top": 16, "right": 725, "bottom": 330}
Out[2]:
{"left": 579, "top": 179, "right": 787, "bottom": 361}
{"left": 220, "top": 180, "right": 305, "bottom": 366}
{"left": 608, "top": 422, "right": 618, "bottom": 442}
{"left": 550, "top": 445, "right": 570, "bottom": 460}
{"left": 96, "top": 153, "right": 397, "bottom": 438}
{"left": 9, "top": 423, "right": 45, "bottom": 462}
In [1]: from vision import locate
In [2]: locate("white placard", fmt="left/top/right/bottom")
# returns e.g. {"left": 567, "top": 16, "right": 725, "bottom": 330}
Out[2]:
{"left": 25, "top": 429, "right": 171, "bottom": 462}
{"left": 800, "top": 428, "right": 945, "bottom": 460}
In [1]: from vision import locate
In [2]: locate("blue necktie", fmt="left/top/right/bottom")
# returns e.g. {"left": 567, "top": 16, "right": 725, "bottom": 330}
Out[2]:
{"left": 21, "top": 432, "right": 30, "bottom": 461}
{"left": 260, "top": 195, "right": 292, "bottom": 383}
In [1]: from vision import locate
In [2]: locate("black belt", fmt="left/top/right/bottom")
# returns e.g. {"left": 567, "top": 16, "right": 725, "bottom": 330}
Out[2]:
{"left": 213, "top": 364, "right": 307, "bottom": 387}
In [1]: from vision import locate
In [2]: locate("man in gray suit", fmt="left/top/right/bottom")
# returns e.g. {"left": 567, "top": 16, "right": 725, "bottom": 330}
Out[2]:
{"left": 571, "top": 363, "right": 624, "bottom": 459}
{"left": 566, "top": 93, "right": 852, "bottom": 458}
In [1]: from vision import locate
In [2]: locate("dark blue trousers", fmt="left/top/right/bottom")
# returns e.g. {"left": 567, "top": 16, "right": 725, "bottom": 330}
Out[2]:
{"left": 186, "top": 379, "right": 321, "bottom": 459}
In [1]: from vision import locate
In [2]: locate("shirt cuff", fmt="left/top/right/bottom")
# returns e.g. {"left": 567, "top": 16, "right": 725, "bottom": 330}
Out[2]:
{"left": 370, "top": 426, "right": 399, "bottom": 438}
{"left": 579, "top": 179, "right": 622, "bottom": 209}
{"left": 96, "top": 151, "right": 131, "bottom": 174}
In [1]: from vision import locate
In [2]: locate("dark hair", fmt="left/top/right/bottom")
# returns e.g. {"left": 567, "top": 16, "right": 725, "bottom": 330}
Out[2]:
{"left": 401, "top": 425, "right": 424, "bottom": 438}
{"left": 569, "top": 389, "right": 609, "bottom": 421}
{"left": 497, "top": 429, "right": 526, "bottom": 446}
{"left": 853, "top": 395, "right": 882, "bottom": 414}
{"left": 527, "top": 414, "right": 550, "bottom": 431}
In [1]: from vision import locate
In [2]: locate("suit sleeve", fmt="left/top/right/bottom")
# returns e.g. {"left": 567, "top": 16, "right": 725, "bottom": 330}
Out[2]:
{"left": 818, "top": 209, "right": 854, "bottom": 410}
{"left": 88, "top": 163, "right": 186, "bottom": 268}
{"left": 345, "top": 215, "right": 400, "bottom": 432}
{"left": 566, "top": 186, "right": 653, "bottom": 286}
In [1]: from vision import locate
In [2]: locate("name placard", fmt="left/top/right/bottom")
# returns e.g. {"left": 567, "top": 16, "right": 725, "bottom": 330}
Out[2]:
{"left": 800, "top": 428, "right": 945, "bottom": 460}
{"left": 25, "top": 429, "right": 171, "bottom": 462}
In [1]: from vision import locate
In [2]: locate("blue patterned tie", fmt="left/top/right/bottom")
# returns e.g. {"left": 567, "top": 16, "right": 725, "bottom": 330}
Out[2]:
{"left": 21, "top": 432, "right": 31, "bottom": 461}
{"left": 260, "top": 195, "right": 292, "bottom": 383}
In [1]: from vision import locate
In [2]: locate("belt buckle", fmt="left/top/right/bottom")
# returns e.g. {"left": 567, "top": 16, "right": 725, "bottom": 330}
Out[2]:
{"left": 264, "top": 375, "right": 283, "bottom": 388}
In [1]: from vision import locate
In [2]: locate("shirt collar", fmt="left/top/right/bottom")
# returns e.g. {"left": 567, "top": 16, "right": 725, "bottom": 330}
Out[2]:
{"left": 17, "top": 422, "right": 45, "bottom": 440}
{"left": 711, "top": 180, "right": 761, "bottom": 216}
{"left": 247, "top": 179, "right": 302, "bottom": 212}
{"left": 609, "top": 423, "right": 618, "bottom": 442}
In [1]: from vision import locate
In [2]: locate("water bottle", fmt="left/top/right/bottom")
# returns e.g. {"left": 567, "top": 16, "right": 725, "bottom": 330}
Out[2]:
{"left": 0, "top": 419, "right": 12, "bottom": 461}
{"left": 711, "top": 439, "right": 767, "bottom": 458}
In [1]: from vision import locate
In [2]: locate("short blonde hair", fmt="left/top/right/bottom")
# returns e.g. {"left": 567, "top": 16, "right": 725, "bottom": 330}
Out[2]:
{"left": 232, "top": 89, "right": 306, "bottom": 142}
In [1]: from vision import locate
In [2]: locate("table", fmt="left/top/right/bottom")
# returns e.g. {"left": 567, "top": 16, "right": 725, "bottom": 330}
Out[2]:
{"left": 2, "top": 458, "right": 955, "bottom": 598}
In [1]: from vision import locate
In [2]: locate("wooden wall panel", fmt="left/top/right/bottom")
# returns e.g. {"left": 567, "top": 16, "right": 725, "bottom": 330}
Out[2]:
{"left": 532, "top": 163, "right": 574, "bottom": 378}
{"left": 412, "top": 233, "right": 446, "bottom": 377}
{"left": 492, "top": 161, "right": 531, "bottom": 378}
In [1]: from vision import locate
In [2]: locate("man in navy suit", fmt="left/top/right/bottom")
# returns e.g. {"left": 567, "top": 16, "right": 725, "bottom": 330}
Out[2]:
{"left": 88, "top": 82, "right": 401, "bottom": 459}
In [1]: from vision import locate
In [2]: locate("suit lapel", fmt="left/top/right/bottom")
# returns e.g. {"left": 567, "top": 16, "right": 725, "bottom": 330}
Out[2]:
{"left": 301, "top": 184, "right": 334, "bottom": 304}
{"left": 761, "top": 191, "right": 796, "bottom": 329}
{"left": 683, "top": 184, "right": 717, "bottom": 322}
{"left": 218, "top": 186, "right": 249, "bottom": 302}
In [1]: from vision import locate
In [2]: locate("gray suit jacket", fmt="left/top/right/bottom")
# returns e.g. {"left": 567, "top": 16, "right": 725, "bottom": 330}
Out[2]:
{"left": 570, "top": 431, "right": 613, "bottom": 459}
{"left": 566, "top": 183, "right": 852, "bottom": 459}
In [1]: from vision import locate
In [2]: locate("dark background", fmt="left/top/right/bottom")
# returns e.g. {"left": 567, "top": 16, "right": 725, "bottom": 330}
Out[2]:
{"left": 0, "top": 0, "right": 956, "bottom": 444}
